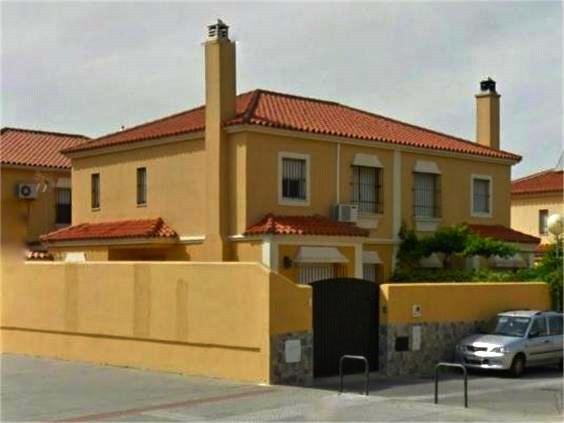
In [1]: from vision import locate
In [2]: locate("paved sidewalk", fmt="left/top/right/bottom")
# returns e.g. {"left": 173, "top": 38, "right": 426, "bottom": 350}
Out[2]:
{"left": 1, "top": 354, "right": 562, "bottom": 421}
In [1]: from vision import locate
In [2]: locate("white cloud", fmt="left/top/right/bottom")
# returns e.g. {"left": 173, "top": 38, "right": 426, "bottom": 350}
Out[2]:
{"left": 1, "top": 1, "right": 561, "bottom": 177}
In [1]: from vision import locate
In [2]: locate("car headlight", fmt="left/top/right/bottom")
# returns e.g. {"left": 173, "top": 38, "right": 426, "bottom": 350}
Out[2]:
{"left": 491, "top": 346, "right": 505, "bottom": 353}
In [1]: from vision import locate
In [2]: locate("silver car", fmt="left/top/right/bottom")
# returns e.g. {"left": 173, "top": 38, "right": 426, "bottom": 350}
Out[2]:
{"left": 456, "top": 310, "right": 563, "bottom": 377}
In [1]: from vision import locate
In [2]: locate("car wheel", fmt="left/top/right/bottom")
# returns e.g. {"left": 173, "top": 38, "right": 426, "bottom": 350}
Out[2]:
{"left": 509, "top": 354, "right": 526, "bottom": 378}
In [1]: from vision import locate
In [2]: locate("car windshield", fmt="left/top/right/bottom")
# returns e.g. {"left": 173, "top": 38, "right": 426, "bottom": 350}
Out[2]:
{"left": 490, "top": 316, "right": 531, "bottom": 337}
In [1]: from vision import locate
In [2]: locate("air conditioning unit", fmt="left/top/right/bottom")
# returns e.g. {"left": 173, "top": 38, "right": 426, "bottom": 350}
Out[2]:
{"left": 334, "top": 204, "right": 359, "bottom": 223}
{"left": 17, "top": 183, "right": 38, "bottom": 200}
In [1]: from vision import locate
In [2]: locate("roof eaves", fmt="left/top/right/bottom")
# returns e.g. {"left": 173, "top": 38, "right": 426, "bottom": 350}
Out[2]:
{"left": 231, "top": 117, "right": 520, "bottom": 162}
{"left": 0, "top": 126, "right": 89, "bottom": 139}
{"left": 0, "top": 160, "right": 72, "bottom": 170}
{"left": 61, "top": 127, "right": 205, "bottom": 155}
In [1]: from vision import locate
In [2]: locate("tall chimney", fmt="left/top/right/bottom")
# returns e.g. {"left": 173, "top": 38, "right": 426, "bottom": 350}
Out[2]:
{"left": 475, "top": 77, "right": 500, "bottom": 150}
{"left": 204, "top": 19, "right": 236, "bottom": 260}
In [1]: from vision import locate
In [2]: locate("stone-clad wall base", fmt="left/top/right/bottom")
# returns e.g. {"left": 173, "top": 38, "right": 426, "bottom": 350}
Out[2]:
{"left": 270, "top": 331, "right": 313, "bottom": 386}
{"left": 379, "top": 321, "right": 485, "bottom": 377}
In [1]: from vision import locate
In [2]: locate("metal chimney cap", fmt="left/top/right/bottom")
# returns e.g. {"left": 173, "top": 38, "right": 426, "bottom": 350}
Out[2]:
{"left": 207, "top": 19, "right": 229, "bottom": 40}
{"left": 480, "top": 77, "right": 497, "bottom": 93}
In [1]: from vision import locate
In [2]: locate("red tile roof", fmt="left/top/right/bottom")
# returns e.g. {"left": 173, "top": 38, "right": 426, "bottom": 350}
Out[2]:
{"left": 1, "top": 127, "right": 89, "bottom": 169}
{"left": 245, "top": 214, "right": 369, "bottom": 237}
{"left": 41, "top": 218, "right": 177, "bottom": 243}
{"left": 511, "top": 169, "right": 563, "bottom": 195}
{"left": 468, "top": 224, "right": 540, "bottom": 244}
{"left": 63, "top": 90, "right": 520, "bottom": 161}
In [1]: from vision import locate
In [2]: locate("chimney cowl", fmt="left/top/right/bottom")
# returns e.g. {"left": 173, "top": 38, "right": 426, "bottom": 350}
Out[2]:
{"left": 480, "top": 77, "right": 497, "bottom": 93}
{"left": 207, "top": 19, "right": 229, "bottom": 41}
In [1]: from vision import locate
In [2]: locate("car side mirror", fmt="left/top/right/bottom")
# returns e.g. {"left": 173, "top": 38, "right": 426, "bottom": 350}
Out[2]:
{"left": 528, "top": 331, "right": 539, "bottom": 338}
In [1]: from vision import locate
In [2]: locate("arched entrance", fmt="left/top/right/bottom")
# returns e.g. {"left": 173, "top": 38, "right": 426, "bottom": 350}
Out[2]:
{"left": 311, "top": 278, "right": 379, "bottom": 377}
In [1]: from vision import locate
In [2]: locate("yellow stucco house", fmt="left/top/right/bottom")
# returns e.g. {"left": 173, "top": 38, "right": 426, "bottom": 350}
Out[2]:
{"left": 511, "top": 164, "right": 563, "bottom": 247}
{"left": 41, "top": 20, "right": 535, "bottom": 283}
{"left": 0, "top": 128, "right": 88, "bottom": 264}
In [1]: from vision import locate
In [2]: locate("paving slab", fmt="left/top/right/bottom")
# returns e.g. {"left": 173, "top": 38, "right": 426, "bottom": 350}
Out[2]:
{"left": 1, "top": 354, "right": 562, "bottom": 422}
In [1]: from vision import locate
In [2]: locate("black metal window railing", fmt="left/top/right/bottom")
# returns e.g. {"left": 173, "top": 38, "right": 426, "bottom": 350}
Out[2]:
{"left": 55, "top": 188, "right": 71, "bottom": 224}
{"left": 413, "top": 172, "right": 441, "bottom": 218}
{"left": 351, "top": 166, "right": 383, "bottom": 214}
{"left": 282, "top": 158, "right": 307, "bottom": 200}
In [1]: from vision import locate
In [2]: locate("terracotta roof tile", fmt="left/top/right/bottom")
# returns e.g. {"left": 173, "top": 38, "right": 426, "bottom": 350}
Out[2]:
{"left": 468, "top": 224, "right": 540, "bottom": 244}
{"left": 64, "top": 92, "right": 256, "bottom": 154}
{"left": 245, "top": 214, "right": 369, "bottom": 237}
{"left": 1, "top": 127, "right": 89, "bottom": 169}
{"left": 41, "top": 218, "right": 177, "bottom": 243}
{"left": 511, "top": 169, "right": 563, "bottom": 195}
{"left": 63, "top": 90, "right": 520, "bottom": 161}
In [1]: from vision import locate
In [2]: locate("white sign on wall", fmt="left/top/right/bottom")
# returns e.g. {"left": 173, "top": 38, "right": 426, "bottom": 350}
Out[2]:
{"left": 412, "top": 304, "right": 422, "bottom": 317}
{"left": 412, "top": 326, "right": 422, "bottom": 351}
{"left": 284, "top": 339, "right": 302, "bottom": 363}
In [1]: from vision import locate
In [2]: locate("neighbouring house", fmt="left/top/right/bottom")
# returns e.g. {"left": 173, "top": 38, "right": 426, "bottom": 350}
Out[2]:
{"left": 40, "top": 20, "right": 535, "bottom": 283}
{"left": 0, "top": 127, "right": 88, "bottom": 261}
{"left": 511, "top": 161, "right": 563, "bottom": 254}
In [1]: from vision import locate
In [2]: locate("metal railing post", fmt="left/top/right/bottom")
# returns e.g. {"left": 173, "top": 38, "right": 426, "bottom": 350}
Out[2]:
{"left": 339, "top": 355, "right": 370, "bottom": 396}
{"left": 434, "top": 362, "right": 468, "bottom": 408}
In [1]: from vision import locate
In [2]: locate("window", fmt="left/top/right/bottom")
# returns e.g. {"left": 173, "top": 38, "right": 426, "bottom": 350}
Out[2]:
{"left": 363, "top": 263, "right": 379, "bottom": 283}
{"left": 351, "top": 166, "right": 383, "bottom": 214}
{"left": 472, "top": 176, "right": 491, "bottom": 216}
{"left": 539, "top": 209, "right": 549, "bottom": 235}
{"left": 298, "top": 264, "right": 335, "bottom": 284}
{"left": 91, "top": 173, "right": 100, "bottom": 209}
{"left": 413, "top": 173, "right": 441, "bottom": 218}
{"left": 548, "top": 315, "right": 563, "bottom": 335}
{"left": 55, "top": 188, "right": 71, "bottom": 225}
{"left": 529, "top": 317, "right": 548, "bottom": 337}
{"left": 137, "top": 167, "right": 147, "bottom": 206}
{"left": 279, "top": 153, "right": 309, "bottom": 205}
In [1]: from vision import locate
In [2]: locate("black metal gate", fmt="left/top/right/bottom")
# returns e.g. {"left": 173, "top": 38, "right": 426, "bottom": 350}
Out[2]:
{"left": 312, "top": 278, "right": 379, "bottom": 377}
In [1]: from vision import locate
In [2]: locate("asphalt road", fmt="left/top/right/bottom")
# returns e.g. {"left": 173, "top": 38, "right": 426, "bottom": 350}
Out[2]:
{"left": 1, "top": 354, "right": 562, "bottom": 422}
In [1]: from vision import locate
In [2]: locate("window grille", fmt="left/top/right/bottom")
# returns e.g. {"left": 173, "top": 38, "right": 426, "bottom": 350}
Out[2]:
{"left": 55, "top": 188, "right": 71, "bottom": 224}
{"left": 413, "top": 172, "right": 441, "bottom": 218}
{"left": 473, "top": 178, "right": 490, "bottom": 214}
{"left": 362, "top": 263, "right": 379, "bottom": 283}
{"left": 298, "top": 264, "right": 335, "bottom": 284}
{"left": 137, "top": 167, "right": 147, "bottom": 205}
{"left": 282, "top": 158, "right": 307, "bottom": 200}
{"left": 351, "top": 166, "right": 383, "bottom": 213}
{"left": 91, "top": 173, "right": 100, "bottom": 209}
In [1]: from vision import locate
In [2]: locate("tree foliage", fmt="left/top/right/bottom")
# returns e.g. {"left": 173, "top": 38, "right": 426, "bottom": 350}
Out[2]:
{"left": 396, "top": 223, "right": 517, "bottom": 270}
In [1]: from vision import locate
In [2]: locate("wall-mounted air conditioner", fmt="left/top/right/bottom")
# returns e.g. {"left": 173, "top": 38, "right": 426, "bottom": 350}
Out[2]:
{"left": 17, "top": 183, "right": 38, "bottom": 200}
{"left": 334, "top": 204, "right": 358, "bottom": 223}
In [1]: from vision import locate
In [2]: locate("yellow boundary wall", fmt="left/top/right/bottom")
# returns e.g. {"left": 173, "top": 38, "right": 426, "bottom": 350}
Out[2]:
{"left": 0, "top": 262, "right": 311, "bottom": 384}
{"left": 380, "top": 282, "right": 551, "bottom": 325}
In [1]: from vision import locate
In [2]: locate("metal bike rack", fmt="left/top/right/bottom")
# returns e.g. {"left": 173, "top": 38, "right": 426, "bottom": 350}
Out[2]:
{"left": 339, "top": 355, "right": 369, "bottom": 396}
{"left": 434, "top": 362, "right": 468, "bottom": 408}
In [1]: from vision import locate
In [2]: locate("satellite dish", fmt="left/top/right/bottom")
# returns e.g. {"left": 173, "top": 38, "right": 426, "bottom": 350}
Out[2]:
{"left": 547, "top": 213, "right": 563, "bottom": 236}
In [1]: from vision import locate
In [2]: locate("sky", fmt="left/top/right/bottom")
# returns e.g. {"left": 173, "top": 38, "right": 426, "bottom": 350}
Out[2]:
{"left": 1, "top": 1, "right": 562, "bottom": 178}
